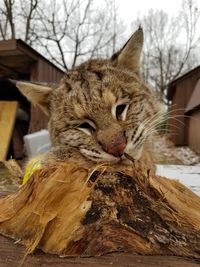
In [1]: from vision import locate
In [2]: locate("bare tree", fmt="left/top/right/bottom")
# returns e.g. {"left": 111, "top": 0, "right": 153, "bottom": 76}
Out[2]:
{"left": 135, "top": 0, "right": 200, "bottom": 103}
{"left": 30, "top": 0, "right": 122, "bottom": 70}
{"left": 0, "top": 0, "right": 15, "bottom": 39}
{"left": 0, "top": 0, "right": 40, "bottom": 43}
{"left": 18, "top": 0, "right": 39, "bottom": 44}
{"left": 0, "top": 0, "right": 122, "bottom": 70}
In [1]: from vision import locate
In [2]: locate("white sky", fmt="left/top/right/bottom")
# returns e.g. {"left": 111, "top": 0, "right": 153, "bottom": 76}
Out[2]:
{"left": 115, "top": 0, "right": 200, "bottom": 45}
{"left": 116, "top": 0, "right": 183, "bottom": 25}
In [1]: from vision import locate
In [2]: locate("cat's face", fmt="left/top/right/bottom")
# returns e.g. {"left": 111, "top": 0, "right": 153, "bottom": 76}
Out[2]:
{"left": 15, "top": 28, "right": 160, "bottom": 164}
{"left": 49, "top": 60, "right": 159, "bottom": 164}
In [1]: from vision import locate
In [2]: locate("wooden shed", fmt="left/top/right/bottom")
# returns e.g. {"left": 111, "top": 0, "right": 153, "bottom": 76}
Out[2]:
{"left": 167, "top": 65, "right": 200, "bottom": 153}
{"left": 0, "top": 39, "right": 64, "bottom": 160}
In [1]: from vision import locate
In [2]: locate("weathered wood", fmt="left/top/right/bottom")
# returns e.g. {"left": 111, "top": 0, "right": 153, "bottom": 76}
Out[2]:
{"left": 0, "top": 39, "right": 64, "bottom": 139}
{"left": 29, "top": 105, "right": 48, "bottom": 132}
{"left": 167, "top": 65, "right": 200, "bottom": 147}
{"left": 0, "top": 235, "right": 199, "bottom": 267}
{"left": 0, "top": 158, "right": 200, "bottom": 259}
{"left": 0, "top": 101, "right": 18, "bottom": 161}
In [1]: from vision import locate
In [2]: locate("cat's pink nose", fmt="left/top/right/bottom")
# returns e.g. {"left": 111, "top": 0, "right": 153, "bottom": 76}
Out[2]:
{"left": 107, "top": 142, "right": 126, "bottom": 157}
{"left": 103, "top": 135, "right": 126, "bottom": 157}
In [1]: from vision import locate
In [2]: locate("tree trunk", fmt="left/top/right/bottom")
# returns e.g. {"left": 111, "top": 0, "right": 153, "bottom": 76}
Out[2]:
{"left": 0, "top": 155, "right": 200, "bottom": 258}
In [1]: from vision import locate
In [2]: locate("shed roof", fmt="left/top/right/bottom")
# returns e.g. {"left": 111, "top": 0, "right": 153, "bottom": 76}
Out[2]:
{"left": 167, "top": 65, "right": 200, "bottom": 101}
{"left": 185, "top": 78, "right": 200, "bottom": 114}
{"left": 0, "top": 39, "right": 64, "bottom": 78}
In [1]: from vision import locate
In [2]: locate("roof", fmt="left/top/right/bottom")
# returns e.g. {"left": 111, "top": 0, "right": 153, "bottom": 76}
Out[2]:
{"left": 185, "top": 78, "right": 200, "bottom": 114}
{"left": 167, "top": 65, "right": 200, "bottom": 101}
{"left": 0, "top": 39, "right": 64, "bottom": 78}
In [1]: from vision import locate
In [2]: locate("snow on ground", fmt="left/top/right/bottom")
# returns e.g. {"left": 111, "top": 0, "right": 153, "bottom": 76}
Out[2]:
{"left": 154, "top": 136, "right": 200, "bottom": 165}
{"left": 156, "top": 164, "right": 200, "bottom": 196}
{"left": 155, "top": 136, "right": 200, "bottom": 196}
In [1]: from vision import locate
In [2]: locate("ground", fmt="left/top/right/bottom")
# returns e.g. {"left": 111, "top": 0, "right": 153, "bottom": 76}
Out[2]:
{"left": 0, "top": 164, "right": 18, "bottom": 192}
{"left": 154, "top": 135, "right": 200, "bottom": 165}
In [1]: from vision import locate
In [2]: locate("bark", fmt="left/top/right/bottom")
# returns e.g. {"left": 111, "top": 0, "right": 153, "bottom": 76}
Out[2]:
{"left": 0, "top": 154, "right": 200, "bottom": 258}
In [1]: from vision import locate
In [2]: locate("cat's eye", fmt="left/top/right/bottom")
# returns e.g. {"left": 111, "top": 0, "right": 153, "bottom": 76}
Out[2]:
{"left": 78, "top": 122, "right": 95, "bottom": 132}
{"left": 116, "top": 104, "right": 127, "bottom": 120}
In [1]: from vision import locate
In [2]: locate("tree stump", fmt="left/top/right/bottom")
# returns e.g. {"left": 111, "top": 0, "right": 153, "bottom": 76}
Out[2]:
{"left": 0, "top": 157, "right": 200, "bottom": 258}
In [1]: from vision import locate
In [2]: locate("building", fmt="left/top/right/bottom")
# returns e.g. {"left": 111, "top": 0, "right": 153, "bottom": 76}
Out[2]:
{"left": 0, "top": 39, "right": 64, "bottom": 160}
{"left": 167, "top": 66, "right": 200, "bottom": 153}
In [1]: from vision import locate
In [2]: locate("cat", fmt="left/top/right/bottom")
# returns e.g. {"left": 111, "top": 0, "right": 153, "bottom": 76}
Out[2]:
{"left": 15, "top": 28, "right": 160, "bottom": 165}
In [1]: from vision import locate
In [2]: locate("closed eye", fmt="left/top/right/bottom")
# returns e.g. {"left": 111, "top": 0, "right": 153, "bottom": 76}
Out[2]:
{"left": 77, "top": 120, "right": 96, "bottom": 135}
{"left": 78, "top": 122, "right": 95, "bottom": 131}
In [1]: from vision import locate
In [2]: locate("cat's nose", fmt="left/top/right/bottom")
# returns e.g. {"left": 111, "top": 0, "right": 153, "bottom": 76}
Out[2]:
{"left": 108, "top": 142, "right": 126, "bottom": 157}
{"left": 101, "top": 134, "right": 126, "bottom": 157}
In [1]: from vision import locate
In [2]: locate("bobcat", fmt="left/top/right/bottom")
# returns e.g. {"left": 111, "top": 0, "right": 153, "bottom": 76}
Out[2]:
{"left": 15, "top": 28, "right": 160, "bottom": 165}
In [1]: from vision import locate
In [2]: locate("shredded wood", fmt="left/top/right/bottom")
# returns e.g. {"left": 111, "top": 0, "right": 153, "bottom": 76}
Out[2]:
{"left": 0, "top": 156, "right": 199, "bottom": 258}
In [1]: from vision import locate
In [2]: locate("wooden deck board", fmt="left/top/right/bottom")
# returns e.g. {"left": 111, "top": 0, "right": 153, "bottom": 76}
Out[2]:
{"left": 0, "top": 235, "right": 199, "bottom": 267}
{"left": 0, "top": 101, "right": 18, "bottom": 161}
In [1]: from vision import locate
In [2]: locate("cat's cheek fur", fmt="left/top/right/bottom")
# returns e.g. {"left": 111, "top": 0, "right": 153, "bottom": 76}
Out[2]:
{"left": 124, "top": 142, "right": 143, "bottom": 161}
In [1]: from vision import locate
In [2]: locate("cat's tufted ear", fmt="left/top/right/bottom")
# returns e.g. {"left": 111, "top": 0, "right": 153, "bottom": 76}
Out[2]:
{"left": 11, "top": 80, "right": 53, "bottom": 116}
{"left": 111, "top": 27, "right": 143, "bottom": 76}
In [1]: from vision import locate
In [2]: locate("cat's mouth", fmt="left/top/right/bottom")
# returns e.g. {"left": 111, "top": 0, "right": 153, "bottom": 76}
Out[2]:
{"left": 112, "top": 146, "right": 143, "bottom": 165}
{"left": 123, "top": 152, "right": 135, "bottom": 163}
{"left": 114, "top": 153, "right": 135, "bottom": 165}
{"left": 80, "top": 145, "right": 142, "bottom": 165}
{"left": 105, "top": 151, "right": 137, "bottom": 165}
{"left": 80, "top": 148, "right": 132, "bottom": 164}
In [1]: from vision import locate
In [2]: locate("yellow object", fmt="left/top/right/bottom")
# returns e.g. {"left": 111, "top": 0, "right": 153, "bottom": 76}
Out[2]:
{"left": 23, "top": 155, "right": 44, "bottom": 185}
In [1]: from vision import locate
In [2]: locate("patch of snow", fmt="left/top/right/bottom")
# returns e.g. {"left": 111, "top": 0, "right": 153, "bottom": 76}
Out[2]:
{"left": 156, "top": 164, "right": 200, "bottom": 196}
{"left": 154, "top": 136, "right": 200, "bottom": 165}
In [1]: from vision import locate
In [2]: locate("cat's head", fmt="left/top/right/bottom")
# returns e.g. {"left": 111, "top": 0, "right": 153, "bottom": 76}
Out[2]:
{"left": 15, "top": 28, "right": 160, "bottom": 164}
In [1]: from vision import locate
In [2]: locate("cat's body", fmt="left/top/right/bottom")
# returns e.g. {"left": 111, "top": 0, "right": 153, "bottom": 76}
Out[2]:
{"left": 16, "top": 28, "right": 160, "bottom": 165}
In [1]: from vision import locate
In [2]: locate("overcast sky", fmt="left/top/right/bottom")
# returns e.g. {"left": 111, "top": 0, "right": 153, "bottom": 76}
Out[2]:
{"left": 116, "top": 0, "right": 183, "bottom": 25}
{"left": 114, "top": 0, "right": 200, "bottom": 46}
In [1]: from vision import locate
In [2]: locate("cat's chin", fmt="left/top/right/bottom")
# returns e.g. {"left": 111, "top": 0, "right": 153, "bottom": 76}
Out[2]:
{"left": 119, "top": 157, "right": 134, "bottom": 165}
{"left": 89, "top": 156, "right": 136, "bottom": 166}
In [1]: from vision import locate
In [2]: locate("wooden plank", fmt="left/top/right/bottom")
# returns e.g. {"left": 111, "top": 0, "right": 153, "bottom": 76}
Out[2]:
{"left": 188, "top": 111, "right": 200, "bottom": 153}
{"left": 0, "top": 235, "right": 199, "bottom": 267}
{"left": 0, "top": 101, "right": 18, "bottom": 161}
{"left": 29, "top": 105, "right": 48, "bottom": 133}
{"left": 0, "top": 39, "right": 17, "bottom": 54}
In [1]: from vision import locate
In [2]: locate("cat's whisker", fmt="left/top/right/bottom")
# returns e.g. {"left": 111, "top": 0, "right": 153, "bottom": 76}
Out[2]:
{"left": 166, "top": 117, "right": 186, "bottom": 127}
{"left": 124, "top": 114, "right": 196, "bottom": 162}
{"left": 141, "top": 111, "right": 164, "bottom": 127}
{"left": 144, "top": 117, "right": 166, "bottom": 132}
{"left": 165, "top": 123, "right": 183, "bottom": 131}
{"left": 144, "top": 112, "right": 188, "bottom": 134}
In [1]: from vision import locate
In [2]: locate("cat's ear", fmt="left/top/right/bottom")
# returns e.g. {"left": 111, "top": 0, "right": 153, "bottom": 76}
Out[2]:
{"left": 111, "top": 27, "right": 143, "bottom": 76}
{"left": 11, "top": 80, "right": 53, "bottom": 116}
